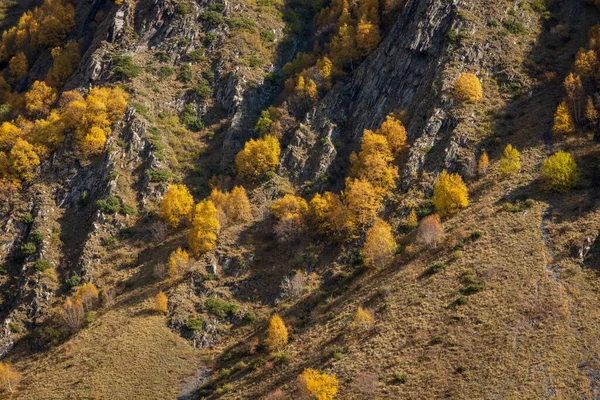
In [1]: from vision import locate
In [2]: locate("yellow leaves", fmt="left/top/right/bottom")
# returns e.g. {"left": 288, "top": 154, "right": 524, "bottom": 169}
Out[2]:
{"left": 0, "top": 122, "right": 22, "bottom": 151}
{"left": 25, "top": 80, "right": 57, "bottom": 116}
{"left": 235, "top": 135, "right": 281, "bottom": 181}
{"left": 405, "top": 208, "right": 418, "bottom": 228}
{"left": 586, "top": 96, "right": 598, "bottom": 124}
{"left": 209, "top": 186, "right": 252, "bottom": 226}
{"left": 298, "top": 369, "right": 339, "bottom": 400}
{"left": 74, "top": 282, "right": 99, "bottom": 311}
{"left": 4, "top": 138, "right": 40, "bottom": 183}
{"left": 356, "top": 16, "right": 381, "bottom": 55}
{"left": 265, "top": 315, "right": 288, "bottom": 351}
{"left": 498, "top": 144, "right": 521, "bottom": 178}
{"left": 80, "top": 126, "right": 108, "bottom": 157}
{"left": 477, "top": 151, "right": 489, "bottom": 177}
{"left": 168, "top": 247, "right": 190, "bottom": 279}
{"left": 45, "top": 40, "right": 81, "bottom": 87}
{"left": 376, "top": 114, "right": 407, "bottom": 155}
{"left": 349, "top": 129, "right": 398, "bottom": 196}
{"left": 159, "top": 184, "right": 194, "bottom": 228}
{"left": 574, "top": 48, "right": 598, "bottom": 76}
{"left": 453, "top": 72, "right": 483, "bottom": 103}
{"left": 305, "top": 78, "right": 319, "bottom": 102}
{"left": 9, "top": 52, "right": 28, "bottom": 81}
{"left": 188, "top": 199, "right": 220, "bottom": 257}
{"left": 540, "top": 151, "right": 579, "bottom": 192}
{"left": 0, "top": 362, "right": 21, "bottom": 393}
{"left": 343, "top": 178, "right": 381, "bottom": 227}
{"left": 363, "top": 218, "right": 396, "bottom": 269}
{"left": 154, "top": 291, "right": 168, "bottom": 314}
{"left": 433, "top": 170, "right": 469, "bottom": 217}
{"left": 271, "top": 194, "right": 308, "bottom": 220}
{"left": 552, "top": 100, "right": 575, "bottom": 138}
{"left": 309, "top": 191, "right": 354, "bottom": 241}
{"left": 350, "top": 306, "right": 375, "bottom": 331}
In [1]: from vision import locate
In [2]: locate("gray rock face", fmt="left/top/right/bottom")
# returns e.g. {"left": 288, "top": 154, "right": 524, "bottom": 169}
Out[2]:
{"left": 281, "top": 0, "right": 458, "bottom": 186}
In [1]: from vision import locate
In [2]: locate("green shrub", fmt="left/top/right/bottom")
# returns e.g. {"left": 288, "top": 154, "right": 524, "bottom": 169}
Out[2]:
{"left": 185, "top": 316, "right": 204, "bottom": 330}
{"left": 17, "top": 243, "right": 37, "bottom": 260}
{"left": 204, "top": 297, "right": 239, "bottom": 318}
{"left": 200, "top": 11, "right": 224, "bottom": 24}
{"left": 470, "top": 231, "right": 483, "bottom": 240}
{"left": 461, "top": 283, "right": 485, "bottom": 295}
{"left": 194, "top": 79, "right": 212, "bottom": 99}
{"left": 503, "top": 20, "right": 525, "bottom": 34}
{"left": 181, "top": 107, "right": 204, "bottom": 132}
{"left": 154, "top": 51, "right": 170, "bottom": 62}
{"left": 21, "top": 213, "right": 34, "bottom": 224}
{"left": 270, "top": 351, "right": 290, "bottom": 364}
{"left": 428, "top": 261, "right": 445, "bottom": 274}
{"left": 178, "top": 64, "right": 193, "bottom": 83}
{"left": 66, "top": 275, "right": 81, "bottom": 289}
{"left": 176, "top": 2, "right": 193, "bottom": 15}
{"left": 120, "top": 205, "right": 137, "bottom": 215}
{"left": 210, "top": 3, "right": 224, "bottom": 11}
{"left": 447, "top": 29, "right": 467, "bottom": 44}
{"left": 31, "top": 231, "right": 44, "bottom": 244}
{"left": 393, "top": 373, "right": 407, "bottom": 384}
{"left": 97, "top": 196, "right": 121, "bottom": 214}
{"left": 34, "top": 259, "right": 52, "bottom": 272}
{"left": 157, "top": 66, "right": 175, "bottom": 79}
{"left": 243, "top": 311, "right": 256, "bottom": 323}
{"left": 112, "top": 56, "right": 141, "bottom": 80}
{"left": 147, "top": 169, "right": 173, "bottom": 182}
{"left": 228, "top": 17, "right": 255, "bottom": 31}
{"left": 248, "top": 357, "right": 266, "bottom": 371}
{"left": 455, "top": 296, "right": 468, "bottom": 306}
{"left": 202, "top": 70, "right": 214, "bottom": 82}
{"left": 187, "top": 49, "right": 205, "bottom": 62}
{"left": 260, "top": 30, "right": 276, "bottom": 42}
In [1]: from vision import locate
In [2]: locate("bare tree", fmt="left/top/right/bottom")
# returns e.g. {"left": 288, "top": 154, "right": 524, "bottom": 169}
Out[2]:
{"left": 62, "top": 297, "right": 84, "bottom": 330}
{"left": 416, "top": 214, "right": 444, "bottom": 249}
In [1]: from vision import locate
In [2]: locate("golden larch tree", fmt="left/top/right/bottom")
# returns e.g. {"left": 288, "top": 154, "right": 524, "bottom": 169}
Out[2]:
{"left": 540, "top": 151, "right": 579, "bottom": 192}
{"left": 5, "top": 138, "right": 40, "bottom": 183}
{"left": 453, "top": 72, "right": 483, "bottom": 103}
{"left": 9, "top": 52, "right": 28, "bottom": 81}
{"left": 356, "top": 16, "right": 381, "bottom": 55}
{"left": 235, "top": 135, "right": 281, "bottom": 181}
{"left": 433, "top": 170, "right": 469, "bottom": 216}
{"left": 225, "top": 186, "right": 252, "bottom": 223}
{"left": 188, "top": 199, "right": 220, "bottom": 257}
{"left": 0, "top": 362, "right": 21, "bottom": 393}
{"left": 309, "top": 192, "right": 355, "bottom": 241}
{"left": 159, "top": 184, "right": 194, "bottom": 228}
{"left": 498, "top": 144, "right": 521, "bottom": 178}
{"left": 298, "top": 369, "right": 339, "bottom": 400}
{"left": 363, "top": 218, "right": 396, "bottom": 269}
{"left": 477, "top": 151, "right": 489, "bottom": 176}
{"left": 265, "top": 315, "right": 288, "bottom": 351}
{"left": 377, "top": 114, "right": 407, "bottom": 155}
{"left": 406, "top": 208, "right": 418, "bottom": 228}
{"left": 74, "top": 282, "right": 99, "bottom": 311}
{"left": 154, "top": 291, "right": 168, "bottom": 314}
{"left": 25, "top": 80, "right": 57, "bottom": 116}
{"left": 343, "top": 178, "right": 382, "bottom": 228}
{"left": 349, "top": 130, "right": 398, "bottom": 195}
{"left": 168, "top": 247, "right": 190, "bottom": 279}
{"left": 574, "top": 48, "right": 598, "bottom": 76}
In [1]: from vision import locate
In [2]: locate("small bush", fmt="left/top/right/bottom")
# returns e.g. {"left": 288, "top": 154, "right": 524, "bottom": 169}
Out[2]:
{"left": 393, "top": 373, "right": 407, "bottom": 384}
{"left": 30, "top": 231, "right": 44, "bottom": 244}
{"left": 34, "top": 259, "right": 52, "bottom": 272}
{"left": 248, "top": 357, "right": 266, "bottom": 371}
{"left": 461, "top": 283, "right": 485, "bottom": 295}
{"left": 120, "top": 205, "right": 137, "bottom": 215}
{"left": 97, "top": 196, "right": 121, "bottom": 214}
{"left": 194, "top": 79, "right": 212, "bottom": 99}
{"left": 260, "top": 30, "right": 276, "bottom": 42}
{"left": 66, "top": 275, "right": 81, "bottom": 289}
{"left": 17, "top": 243, "right": 36, "bottom": 260}
{"left": 157, "top": 66, "right": 175, "bottom": 79}
{"left": 204, "top": 297, "right": 239, "bottom": 318}
{"left": 176, "top": 2, "right": 192, "bottom": 15}
{"left": 21, "top": 213, "right": 34, "bottom": 224}
{"left": 112, "top": 56, "right": 141, "bottom": 80}
{"left": 228, "top": 17, "right": 255, "bottom": 31}
{"left": 147, "top": 169, "right": 173, "bottom": 182}
{"left": 428, "top": 261, "right": 445, "bottom": 274}
{"left": 187, "top": 49, "right": 205, "bottom": 62}
{"left": 540, "top": 151, "right": 579, "bottom": 193}
{"left": 455, "top": 296, "right": 468, "bottom": 306}
{"left": 185, "top": 316, "right": 204, "bottom": 331}
{"left": 503, "top": 20, "right": 526, "bottom": 34}
{"left": 200, "top": 11, "right": 224, "bottom": 24}
{"left": 470, "top": 231, "right": 483, "bottom": 240}
{"left": 178, "top": 64, "right": 193, "bottom": 82}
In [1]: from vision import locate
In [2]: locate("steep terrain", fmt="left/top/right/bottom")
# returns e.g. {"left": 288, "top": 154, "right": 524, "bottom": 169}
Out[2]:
{"left": 0, "top": 0, "right": 599, "bottom": 399}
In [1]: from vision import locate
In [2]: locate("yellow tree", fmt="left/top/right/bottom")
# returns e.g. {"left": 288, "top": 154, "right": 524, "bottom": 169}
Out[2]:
{"left": 159, "top": 184, "right": 194, "bottom": 228}
{"left": 477, "top": 151, "right": 489, "bottom": 176}
{"left": 45, "top": 40, "right": 81, "bottom": 87}
{"left": 0, "top": 362, "right": 21, "bottom": 393}
{"left": 189, "top": 199, "right": 220, "bottom": 257}
{"left": 271, "top": 194, "right": 309, "bottom": 219}
{"left": 586, "top": 96, "right": 598, "bottom": 125}
{"left": 0, "top": 122, "right": 22, "bottom": 151}
{"left": 306, "top": 78, "right": 319, "bottom": 102}
{"left": 343, "top": 178, "right": 382, "bottom": 227}
{"left": 498, "top": 144, "right": 521, "bottom": 177}
{"left": 309, "top": 192, "right": 354, "bottom": 241}
{"left": 552, "top": 101, "right": 576, "bottom": 138}
{"left": 79, "top": 126, "right": 108, "bottom": 157}
{"left": 433, "top": 170, "right": 469, "bottom": 216}
{"left": 265, "top": 315, "right": 288, "bottom": 351}
{"left": 168, "top": 247, "right": 190, "bottom": 279}
{"left": 271, "top": 194, "right": 309, "bottom": 242}
{"left": 5, "top": 138, "right": 40, "bottom": 183}
{"left": 363, "top": 218, "right": 396, "bottom": 269}
{"left": 350, "top": 306, "right": 375, "bottom": 331}
{"left": 377, "top": 114, "right": 407, "bottom": 155}
{"left": 155, "top": 291, "right": 168, "bottom": 314}
{"left": 74, "top": 282, "right": 99, "bottom": 311}
{"left": 317, "top": 57, "right": 333, "bottom": 89}
{"left": 540, "top": 151, "right": 579, "bottom": 192}
{"left": 25, "top": 80, "right": 57, "bottom": 116}
{"left": 564, "top": 73, "right": 584, "bottom": 122}
{"left": 349, "top": 130, "right": 398, "bottom": 195}
{"left": 330, "top": 23, "right": 358, "bottom": 68}
{"left": 406, "top": 208, "right": 418, "bottom": 228}
{"left": 235, "top": 135, "right": 281, "bottom": 181}
{"left": 453, "top": 72, "right": 483, "bottom": 103}
{"left": 574, "top": 48, "right": 598, "bottom": 76}
{"left": 298, "top": 369, "right": 339, "bottom": 400}
{"left": 356, "top": 17, "right": 381, "bottom": 55}
{"left": 9, "top": 52, "right": 28, "bottom": 81}
{"left": 225, "top": 186, "right": 252, "bottom": 223}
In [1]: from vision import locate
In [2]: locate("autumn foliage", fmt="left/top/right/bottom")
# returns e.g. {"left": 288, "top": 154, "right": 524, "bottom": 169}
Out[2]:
{"left": 265, "top": 315, "right": 288, "bottom": 351}
{"left": 433, "top": 170, "right": 469, "bottom": 216}
{"left": 363, "top": 219, "right": 396, "bottom": 269}
{"left": 160, "top": 184, "right": 194, "bottom": 228}
{"left": 168, "top": 247, "right": 191, "bottom": 279}
{"left": 298, "top": 369, "right": 339, "bottom": 400}
{"left": 0, "top": 362, "right": 21, "bottom": 393}
{"left": 453, "top": 73, "right": 483, "bottom": 103}
{"left": 552, "top": 101, "right": 575, "bottom": 138}
{"left": 154, "top": 291, "right": 168, "bottom": 314}
{"left": 351, "top": 306, "right": 375, "bottom": 331}
{"left": 188, "top": 200, "right": 220, "bottom": 257}
{"left": 235, "top": 135, "right": 281, "bottom": 181}
{"left": 540, "top": 151, "right": 579, "bottom": 192}
{"left": 498, "top": 144, "right": 521, "bottom": 178}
